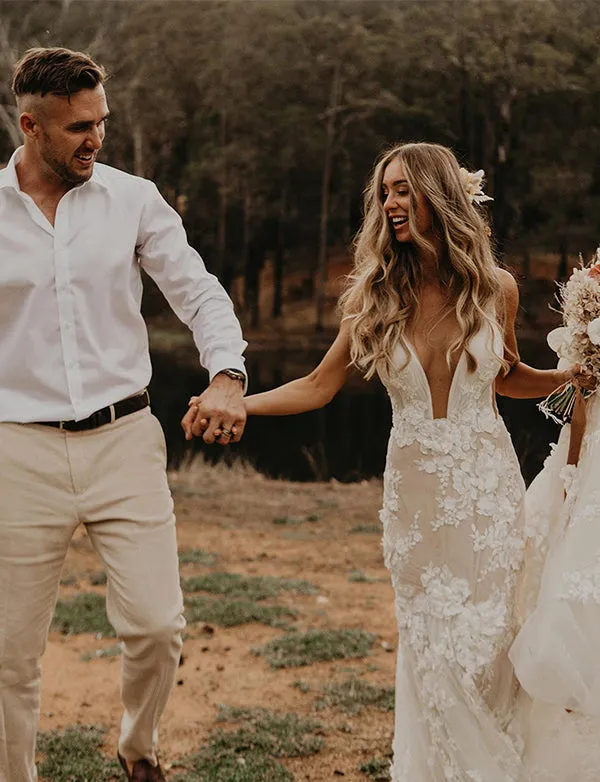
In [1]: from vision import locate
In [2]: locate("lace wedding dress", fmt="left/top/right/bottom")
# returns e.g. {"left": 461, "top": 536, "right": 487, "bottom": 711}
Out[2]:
{"left": 378, "top": 322, "right": 528, "bottom": 781}
{"left": 509, "top": 392, "right": 600, "bottom": 781}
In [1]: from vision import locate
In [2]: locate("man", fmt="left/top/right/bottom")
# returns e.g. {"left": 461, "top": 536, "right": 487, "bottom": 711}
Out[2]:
{"left": 0, "top": 47, "right": 247, "bottom": 782}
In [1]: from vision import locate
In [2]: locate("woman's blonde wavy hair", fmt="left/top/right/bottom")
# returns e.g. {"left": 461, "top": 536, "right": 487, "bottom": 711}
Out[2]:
{"left": 339, "top": 142, "right": 508, "bottom": 380}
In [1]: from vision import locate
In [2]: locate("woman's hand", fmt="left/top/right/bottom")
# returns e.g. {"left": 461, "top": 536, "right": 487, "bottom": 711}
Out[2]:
{"left": 570, "top": 364, "right": 598, "bottom": 393}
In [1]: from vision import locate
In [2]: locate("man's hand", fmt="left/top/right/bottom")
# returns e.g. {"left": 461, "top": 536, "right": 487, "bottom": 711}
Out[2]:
{"left": 181, "top": 373, "right": 246, "bottom": 445}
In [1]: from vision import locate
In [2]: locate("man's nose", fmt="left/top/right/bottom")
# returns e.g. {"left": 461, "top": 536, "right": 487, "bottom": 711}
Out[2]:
{"left": 87, "top": 126, "right": 103, "bottom": 150}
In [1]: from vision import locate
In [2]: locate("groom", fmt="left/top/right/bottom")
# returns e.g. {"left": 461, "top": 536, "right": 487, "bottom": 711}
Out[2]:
{"left": 0, "top": 47, "right": 247, "bottom": 781}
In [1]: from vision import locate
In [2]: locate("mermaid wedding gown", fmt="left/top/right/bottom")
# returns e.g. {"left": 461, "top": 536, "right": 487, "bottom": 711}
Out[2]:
{"left": 509, "top": 391, "right": 600, "bottom": 781}
{"left": 378, "top": 323, "right": 528, "bottom": 781}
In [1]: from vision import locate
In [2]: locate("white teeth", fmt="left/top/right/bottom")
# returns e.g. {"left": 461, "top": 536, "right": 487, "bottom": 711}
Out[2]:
{"left": 392, "top": 216, "right": 408, "bottom": 225}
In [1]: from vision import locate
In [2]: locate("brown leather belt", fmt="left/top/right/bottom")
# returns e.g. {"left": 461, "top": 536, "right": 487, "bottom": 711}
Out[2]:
{"left": 37, "top": 391, "right": 149, "bottom": 432}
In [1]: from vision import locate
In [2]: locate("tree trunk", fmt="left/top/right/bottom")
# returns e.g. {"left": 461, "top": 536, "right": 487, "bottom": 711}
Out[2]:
{"left": 273, "top": 179, "right": 288, "bottom": 319}
{"left": 0, "top": 103, "right": 21, "bottom": 150}
{"left": 243, "top": 189, "right": 262, "bottom": 329}
{"left": 217, "top": 108, "right": 230, "bottom": 289}
{"left": 315, "top": 62, "right": 342, "bottom": 332}
{"left": 242, "top": 188, "right": 252, "bottom": 316}
{"left": 491, "top": 87, "right": 517, "bottom": 253}
{"left": 132, "top": 122, "right": 144, "bottom": 178}
{"left": 558, "top": 236, "right": 569, "bottom": 281}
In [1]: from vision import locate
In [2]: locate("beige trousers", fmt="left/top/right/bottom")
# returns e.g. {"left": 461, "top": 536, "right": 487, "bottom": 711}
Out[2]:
{"left": 0, "top": 408, "right": 185, "bottom": 782}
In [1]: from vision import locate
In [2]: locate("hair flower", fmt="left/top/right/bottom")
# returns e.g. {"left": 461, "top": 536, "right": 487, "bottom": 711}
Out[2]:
{"left": 459, "top": 168, "right": 493, "bottom": 205}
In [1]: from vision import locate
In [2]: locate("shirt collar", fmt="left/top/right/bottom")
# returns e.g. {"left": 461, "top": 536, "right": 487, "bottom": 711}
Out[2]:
{"left": 88, "top": 163, "right": 109, "bottom": 190}
{"left": 0, "top": 147, "right": 23, "bottom": 191}
{"left": 0, "top": 146, "right": 109, "bottom": 193}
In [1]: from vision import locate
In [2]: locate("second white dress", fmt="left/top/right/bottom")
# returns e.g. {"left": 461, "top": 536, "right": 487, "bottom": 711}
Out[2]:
{"left": 510, "top": 392, "right": 600, "bottom": 780}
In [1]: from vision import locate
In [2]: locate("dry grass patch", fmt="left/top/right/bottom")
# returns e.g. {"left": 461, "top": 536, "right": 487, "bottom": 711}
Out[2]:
{"left": 360, "top": 755, "right": 392, "bottom": 780}
{"left": 316, "top": 677, "right": 394, "bottom": 715}
{"left": 179, "top": 548, "right": 220, "bottom": 566}
{"left": 185, "top": 596, "right": 298, "bottom": 629}
{"left": 182, "top": 572, "right": 316, "bottom": 600}
{"left": 51, "top": 593, "right": 114, "bottom": 638}
{"left": 172, "top": 706, "right": 323, "bottom": 782}
{"left": 255, "top": 628, "right": 377, "bottom": 669}
{"left": 37, "top": 725, "right": 120, "bottom": 781}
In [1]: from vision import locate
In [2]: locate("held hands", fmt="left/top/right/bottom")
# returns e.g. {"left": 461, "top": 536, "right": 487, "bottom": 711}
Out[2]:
{"left": 181, "top": 373, "right": 246, "bottom": 446}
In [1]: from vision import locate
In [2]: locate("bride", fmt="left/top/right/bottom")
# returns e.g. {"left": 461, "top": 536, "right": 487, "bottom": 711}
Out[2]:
{"left": 184, "top": 142, "right": 574, "bottom": 780}
{"left": 510, "top": 352, "right": 600, "bottom": 779}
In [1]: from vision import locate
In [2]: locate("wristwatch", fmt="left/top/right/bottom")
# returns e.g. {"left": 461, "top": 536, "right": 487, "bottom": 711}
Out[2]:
{"left": 217, "top": 368, "right": 246, "bottom": 385}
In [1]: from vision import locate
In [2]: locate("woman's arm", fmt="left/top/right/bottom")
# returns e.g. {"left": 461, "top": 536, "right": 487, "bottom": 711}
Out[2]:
{"left": 495, "top": 269, "right": 571, "bottom": 399}
{"left": 245, "top": 319, "right": 355, "bottom": 416}
{"left": 567, "top": 391, "right": 587, "bottom": 465}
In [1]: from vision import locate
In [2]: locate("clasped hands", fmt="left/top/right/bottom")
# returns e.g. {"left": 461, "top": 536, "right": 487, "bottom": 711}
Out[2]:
{"left": 181, "top": 373, "right": 246, "bottom": 446}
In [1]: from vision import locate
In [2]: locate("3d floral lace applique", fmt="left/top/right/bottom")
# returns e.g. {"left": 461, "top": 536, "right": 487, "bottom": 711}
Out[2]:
{"left": 377, "top": 325, "right": 526, "bottom": 781}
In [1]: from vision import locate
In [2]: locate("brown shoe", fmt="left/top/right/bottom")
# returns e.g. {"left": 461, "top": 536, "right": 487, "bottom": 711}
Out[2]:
{"left": 118, "top": 752, "right": 166, "bottom": 781}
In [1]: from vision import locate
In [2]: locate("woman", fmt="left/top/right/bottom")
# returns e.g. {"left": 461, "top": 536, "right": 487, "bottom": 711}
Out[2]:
{"left": 509, "top": 365, "right": 600, "bottom": 780}
{"left": 183, "top": 142, "right": 572, "bottom": 780}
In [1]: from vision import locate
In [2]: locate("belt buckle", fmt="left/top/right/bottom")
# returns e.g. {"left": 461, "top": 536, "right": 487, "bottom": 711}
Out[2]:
{"left": 59, "top": 421, "right": 66, "bottom": 431}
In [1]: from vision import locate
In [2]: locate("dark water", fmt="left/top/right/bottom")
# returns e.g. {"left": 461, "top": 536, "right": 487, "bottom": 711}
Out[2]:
{"left": 148, "top": 338, "right": 561, "bottom": 486}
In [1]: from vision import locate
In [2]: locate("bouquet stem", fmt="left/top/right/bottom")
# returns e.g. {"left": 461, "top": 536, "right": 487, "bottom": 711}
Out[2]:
{"left": 538, "top": 381, "right": 595, "bottom": 425}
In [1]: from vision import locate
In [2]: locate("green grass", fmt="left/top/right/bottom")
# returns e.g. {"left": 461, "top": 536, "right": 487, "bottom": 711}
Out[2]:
{"left": 360, "top": 756, "right": 392, "bottom": 780}
{"left": 315, "top": 498, "right": 339, "bottom": 509}
{"left": 350, "top": 524, "right": 381, "bottom": 534}
{"left": 316, "top": 677, "right": 395, "bottom": 714}
{"left": 179, "top": 548, "right": 219, "bottom": 565}
{"left": 36, "top": 725, "right": 120, "bottom": 781}
{"left": 182, "top": 572, "right": 316, "bottom": 600}
{"left": 173, "top": 752, "right": 293, "bottom": 781}
{"left": 185, "top": 596, "right": 297, "bottom": 629}
{"left": 348, "top": 570, "right": 381, "bottom": 583}
{"left": 51, "top": 593, "right": 114, "bottom": 637}
{"left": 254, "top": 628, "right": 377, "bottom": 669}
{"left": 273, "top": 513, "right": 310, "bottom": 527}
{"left": 215, "top": 706, "right": 323, "bottom": 756}
{"left": 173, "top": 707, "right": 323, "bottom": 782}
{"left": 292, "top": 679, "right": 311, "bottom": 693}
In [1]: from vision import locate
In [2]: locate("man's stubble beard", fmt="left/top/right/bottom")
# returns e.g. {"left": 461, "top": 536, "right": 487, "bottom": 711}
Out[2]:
{"left": 41, "top": 137, "right": 91, "bottom": 187}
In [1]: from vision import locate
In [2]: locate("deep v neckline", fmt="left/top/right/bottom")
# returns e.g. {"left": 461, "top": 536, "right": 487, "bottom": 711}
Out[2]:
{"left": 405, "top": 339, "right": 464, "bottom": 420}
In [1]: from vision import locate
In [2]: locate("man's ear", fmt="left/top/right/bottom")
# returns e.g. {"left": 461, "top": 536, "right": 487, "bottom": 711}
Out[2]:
{"left": 19, "top": 112, "right": 39, "bottom": 139}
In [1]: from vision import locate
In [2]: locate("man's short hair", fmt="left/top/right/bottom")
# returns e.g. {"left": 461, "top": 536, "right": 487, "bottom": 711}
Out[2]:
{"left": 11, "top": 47, "right": 106, "bottom": 99}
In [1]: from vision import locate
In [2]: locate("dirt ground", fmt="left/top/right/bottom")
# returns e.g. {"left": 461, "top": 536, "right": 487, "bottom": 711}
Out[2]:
{"left": 39, "top": 460, "right": 397, "bottom": 781}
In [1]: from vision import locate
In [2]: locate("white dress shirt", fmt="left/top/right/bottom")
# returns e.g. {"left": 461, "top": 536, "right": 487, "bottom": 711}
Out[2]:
{"left": 0, "top": 148, "right": 247, "bottom": 423}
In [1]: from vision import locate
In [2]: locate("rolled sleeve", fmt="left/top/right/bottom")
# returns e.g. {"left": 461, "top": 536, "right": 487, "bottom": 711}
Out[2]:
{"left": 136, "top": 181, "right": 248, "bottom": 389}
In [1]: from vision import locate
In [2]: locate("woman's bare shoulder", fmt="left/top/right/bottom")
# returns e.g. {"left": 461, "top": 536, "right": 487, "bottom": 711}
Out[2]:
{"left": 495, "top": 267, "right": 519, "bottom": 308}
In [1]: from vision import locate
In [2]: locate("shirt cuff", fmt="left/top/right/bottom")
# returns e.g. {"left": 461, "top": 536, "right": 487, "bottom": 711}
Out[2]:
{"left": 207, "top": 354, "right": 248, "bottom": 394}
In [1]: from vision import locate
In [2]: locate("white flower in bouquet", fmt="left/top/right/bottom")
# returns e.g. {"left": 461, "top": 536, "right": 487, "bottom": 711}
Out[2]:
{"left": 539, "top": 250, "right": 600, "bottom": 424}
{"left": 587, "top": 317, "right": 600, "bottom": 346}
{"left": 547, "top": 327, "right": 579, "bottom": 363}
